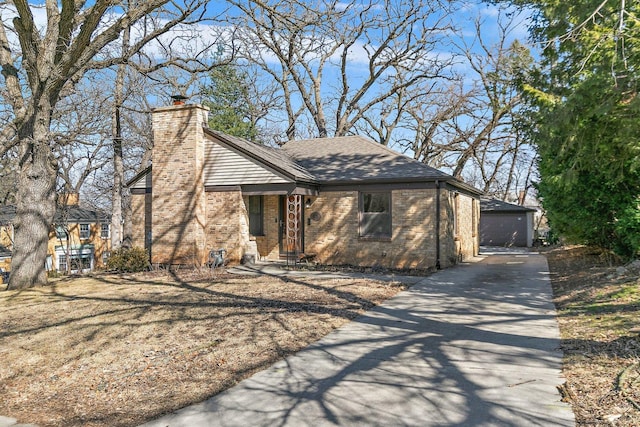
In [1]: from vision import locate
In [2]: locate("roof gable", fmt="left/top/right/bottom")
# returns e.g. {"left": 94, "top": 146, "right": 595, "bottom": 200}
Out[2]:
{"left": 203, "top": 130, "right": 315, "bottom": 185}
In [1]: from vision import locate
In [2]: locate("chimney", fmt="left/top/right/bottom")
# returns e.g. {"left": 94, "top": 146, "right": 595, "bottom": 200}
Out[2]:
{"left": 150, "top": 102, "right": 210, "bottom": 266}
{"left": 58, "top": 192, "right": 79, "bottom": 206}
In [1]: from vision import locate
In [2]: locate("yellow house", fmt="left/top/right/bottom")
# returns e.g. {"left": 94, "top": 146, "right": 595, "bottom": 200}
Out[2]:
{"left": 0, "top": 203, "right": 111, "bottom": 276}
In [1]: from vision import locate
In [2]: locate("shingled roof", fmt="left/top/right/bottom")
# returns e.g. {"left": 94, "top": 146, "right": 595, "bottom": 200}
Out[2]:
{"left": 0, "top": 205, "right": 110, "bottom": 224}
{"left": 282, "top": 136, "right": 451, "bottom": 184}
{"left": 128, "top": 127, "right": 482, "bottom": 195}
{"left": 480, "top": 198, "right": 536, "bottom": 213}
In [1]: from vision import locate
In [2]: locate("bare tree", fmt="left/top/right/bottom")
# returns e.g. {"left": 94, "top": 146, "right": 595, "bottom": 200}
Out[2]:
{"left": 53, "top": 77, "right": 112, "bottom": 197}
{"left": 228, "top": 0, "right": 456, "bottom": 142}
{"left": 398, "top": 8, "right": 534, "bottom": 198}
{"left": 0, "top": 0, "right": 213, "bottom": 289}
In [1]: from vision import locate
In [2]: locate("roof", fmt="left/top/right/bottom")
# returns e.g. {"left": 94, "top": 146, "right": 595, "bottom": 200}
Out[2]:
{"left": 127, "top": 128, "right": 482, "bottom": 196}
{"left": 480, "top": 198, "right": 536, "bottom": 213}
{"left": 282, "top": 136, "right": 451, "bottom": 184}
{"left": 0, "top": 205, "right": 110, "bottom": 224}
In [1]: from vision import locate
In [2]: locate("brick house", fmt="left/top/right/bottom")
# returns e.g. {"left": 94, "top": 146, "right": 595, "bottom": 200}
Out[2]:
{"left": 128, "top": 103, "right": 482, "bottom": 270}
{"left": 0, "top": 199, "right": 111, "bottom": 275}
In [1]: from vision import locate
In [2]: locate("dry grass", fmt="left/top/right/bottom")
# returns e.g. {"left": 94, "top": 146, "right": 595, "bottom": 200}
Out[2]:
{"left": 545, "top": 246, "right": 640, "bottom": 426}
{"left": 0, "top": 269, "right": 409, "bottom": 427}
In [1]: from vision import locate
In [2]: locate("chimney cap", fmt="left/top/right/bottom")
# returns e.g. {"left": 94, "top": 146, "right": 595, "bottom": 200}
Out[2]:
{"left": 171, "top": 94, "right": 188, "bottom": 105}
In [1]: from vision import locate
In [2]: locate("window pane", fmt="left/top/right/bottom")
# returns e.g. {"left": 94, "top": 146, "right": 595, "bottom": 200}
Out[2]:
{"left": 362, "top": 213, "right": 391, "bottom": 236}
{"left": 248, "top": 195, "right": 264, "bottom": 236}
{"left": 363, "top": 193, "right": 389, "bottom": 213}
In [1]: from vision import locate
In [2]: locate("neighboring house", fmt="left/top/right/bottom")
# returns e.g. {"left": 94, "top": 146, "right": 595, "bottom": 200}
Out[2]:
{"left": 0, "top": 243, "right": 10, "bottom": 274}
{"left": 480, "top": 198, "right": 536, "bottom": 247}
{"left": 0, "top": 206, "right": 15, "bottom": 274}
{"left": 0, "top": 200, "right": 111, "bottom": 274}
{"left": 128, "top": 102, "right": 482, "bottom": 270}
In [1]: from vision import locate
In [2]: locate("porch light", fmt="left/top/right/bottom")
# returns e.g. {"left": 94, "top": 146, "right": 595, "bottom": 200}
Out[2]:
{"left": 305, "top": 198, "right": 312, "bottom": 208}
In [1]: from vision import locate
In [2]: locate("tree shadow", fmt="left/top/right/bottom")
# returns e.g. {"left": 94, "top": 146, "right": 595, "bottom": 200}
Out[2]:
{"left": 145, "top": 253, "right": 574, "bottom": 426}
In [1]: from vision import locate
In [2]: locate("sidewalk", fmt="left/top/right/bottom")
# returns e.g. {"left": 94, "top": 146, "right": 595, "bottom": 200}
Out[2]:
{"left": 143, "top": 251, "right": 575, "bottom": 426}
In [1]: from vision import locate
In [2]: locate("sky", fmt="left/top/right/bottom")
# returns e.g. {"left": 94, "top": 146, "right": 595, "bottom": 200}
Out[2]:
{"left": 2, "top": 0, "right": 538, "bottom": 200}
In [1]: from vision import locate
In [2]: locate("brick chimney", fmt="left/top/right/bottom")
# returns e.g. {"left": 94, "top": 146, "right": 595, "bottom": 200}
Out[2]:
{"left": 58, "top": 192, "right": 79, "bottom": 206}
{"left": 150, "top": 102, "right": 210, "bottom": 266}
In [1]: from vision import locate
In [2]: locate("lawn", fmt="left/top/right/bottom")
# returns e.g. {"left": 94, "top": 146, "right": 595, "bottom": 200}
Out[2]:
{"left": 546, "top": 246, "right": 640, "bottom": 426}
{"left": 0, "top": 269, "right": 409, "bottom": 427}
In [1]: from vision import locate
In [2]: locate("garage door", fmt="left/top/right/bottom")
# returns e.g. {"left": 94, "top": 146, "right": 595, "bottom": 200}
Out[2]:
{"left": 480, "top": 213, "right": 528, "bottom": 247}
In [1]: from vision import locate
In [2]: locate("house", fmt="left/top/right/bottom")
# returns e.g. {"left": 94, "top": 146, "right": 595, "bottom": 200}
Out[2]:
{"left": 0, "top": 198, "right": 111, "bottom": 274}
{"left": 128, "top": 102, "right": 482, "bottom": 270}
{"left": 480, "top": 198, "right": 536, "bottom": 247}
{"left": 0, "top": 244, "right": 10, "bottom": 273}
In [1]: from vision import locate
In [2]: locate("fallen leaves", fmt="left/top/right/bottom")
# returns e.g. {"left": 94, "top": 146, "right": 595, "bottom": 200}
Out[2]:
{"left": 0, "top": 270, "right": 409, "bottom": 426}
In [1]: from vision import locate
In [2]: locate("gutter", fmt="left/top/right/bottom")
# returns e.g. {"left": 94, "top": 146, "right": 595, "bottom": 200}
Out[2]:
{"left": 435, "top": 180, "right": 441, "bottom": 270}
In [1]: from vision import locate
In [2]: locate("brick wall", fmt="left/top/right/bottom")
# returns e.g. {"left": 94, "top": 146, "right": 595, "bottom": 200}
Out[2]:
{"left": 205, "top": 191, "right": 249, "bottom": 264}
{"left": 439, "top": 189, "right": 479, "bottom": 267}
{"left": 304, "top": 189, "right": 441, "bottom": 269}
{"left": 150, "top": 104, "right": 209, "bottom": 265}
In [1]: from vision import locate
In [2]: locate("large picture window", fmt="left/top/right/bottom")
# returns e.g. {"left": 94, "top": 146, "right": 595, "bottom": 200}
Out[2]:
{"left": 248, "top": 195, "right": 264, "bottom": 236}
{"left": 359, "top": 192, "right": 392, "bottom": 238}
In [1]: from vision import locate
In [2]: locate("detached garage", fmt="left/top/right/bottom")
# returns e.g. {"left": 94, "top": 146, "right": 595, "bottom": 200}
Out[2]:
{"left": 480, "top": 199, "right": 536, "bottom": 247}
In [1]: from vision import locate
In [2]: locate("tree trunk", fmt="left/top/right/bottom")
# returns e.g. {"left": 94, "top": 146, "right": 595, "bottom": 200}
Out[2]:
{"left": 8, "top": 116, "right": 57, "bottom": 289}
{"left": 111, "top": 25, "right": 129, "bottom": 251}
{"left": 111, "top": 101, "right": 124, "bottom": 251}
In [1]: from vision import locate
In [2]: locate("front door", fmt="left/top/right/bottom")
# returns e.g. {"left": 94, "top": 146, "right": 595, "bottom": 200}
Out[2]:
{"left": 278, "top": 195, "right": 304, "bottom": 256}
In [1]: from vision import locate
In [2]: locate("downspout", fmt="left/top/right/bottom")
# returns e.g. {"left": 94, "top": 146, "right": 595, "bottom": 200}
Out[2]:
{"left": 435, "top": 180, "right": 441, "bottom": 270}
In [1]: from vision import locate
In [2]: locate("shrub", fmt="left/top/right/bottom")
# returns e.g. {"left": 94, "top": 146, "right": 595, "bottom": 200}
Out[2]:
{"left": 107, "top": 247, "right": 150, "bottom": 273}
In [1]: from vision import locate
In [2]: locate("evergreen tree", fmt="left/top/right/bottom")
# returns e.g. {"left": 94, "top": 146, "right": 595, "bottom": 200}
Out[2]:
{"left": 510, "top": 0, "right": 640, "bottom": 256}
{"left": 201, "top": 64, "right": 259, "bottom": 141}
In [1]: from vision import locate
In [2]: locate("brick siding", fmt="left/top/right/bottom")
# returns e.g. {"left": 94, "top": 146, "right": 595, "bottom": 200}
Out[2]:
{"left": 150, "top": 105, "right": 209, "bottom": 265}
{"left": 304, "top": 190, "right": 441, "bottom": 269}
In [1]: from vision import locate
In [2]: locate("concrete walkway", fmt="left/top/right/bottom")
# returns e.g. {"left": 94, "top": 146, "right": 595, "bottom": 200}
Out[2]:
{"left": 143, "top": 250, "right": 575, "bottom": 426}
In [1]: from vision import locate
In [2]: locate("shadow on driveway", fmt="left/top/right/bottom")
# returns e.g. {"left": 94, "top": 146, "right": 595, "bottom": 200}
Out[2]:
{"left": 142, "top": 251, "right": 575, "bottom": 427}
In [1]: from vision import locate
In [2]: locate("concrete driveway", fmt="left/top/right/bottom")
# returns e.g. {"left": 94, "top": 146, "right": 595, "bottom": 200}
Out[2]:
{"left": 143, "top": 249, "right": 575, "bottom": 426}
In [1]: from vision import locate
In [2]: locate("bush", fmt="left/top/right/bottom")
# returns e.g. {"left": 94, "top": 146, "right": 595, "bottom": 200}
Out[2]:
{"left": 107, "top": 247, "right": 150, "bottom": 273}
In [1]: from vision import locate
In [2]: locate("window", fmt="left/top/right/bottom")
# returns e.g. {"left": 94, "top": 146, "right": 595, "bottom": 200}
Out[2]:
{"left": 79, "top": 224, "right": 90, "bottom": 239}
{"left": 71, "top": 255, "right": 91, "bottom": 272}
{"left": 248, "top": 195, "right": 264, "bottom": 236}
{"left": 58, "top": 254, "right": 67, "bottom": 273}
{"left": 55, "top": 225, "right": 68, "bottom": 240}
{"left": 56, "top": 246, "right": 94, "bottom": 274}
{"left": 359, "top": 192, "right": 392, "bottom": 238}
{"left": 101, "top": 223, "right": 110, "bottom": 239}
